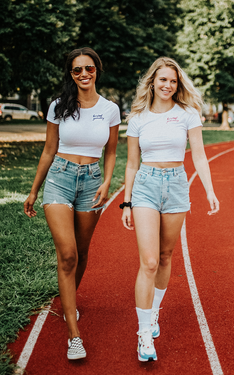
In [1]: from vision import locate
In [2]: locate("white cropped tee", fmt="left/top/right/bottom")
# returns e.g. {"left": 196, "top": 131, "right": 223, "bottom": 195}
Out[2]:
{"left": 126, "top": 104, "right": 202, "bottom": 162}
{"left": 46, "top": 95, "right": 121, "bottom": 158}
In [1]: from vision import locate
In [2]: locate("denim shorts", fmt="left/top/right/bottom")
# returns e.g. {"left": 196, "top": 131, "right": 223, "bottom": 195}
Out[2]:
{"left": 42, "top": 155, "right": 104, "bottom": 212}
{"left": 131, "top": 164, "right": 190, "bottom": 214}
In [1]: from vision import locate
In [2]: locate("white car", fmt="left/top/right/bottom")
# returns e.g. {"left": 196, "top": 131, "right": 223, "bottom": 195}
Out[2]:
{"left": 0, "top": 103, "right": 39, "bottom": 121}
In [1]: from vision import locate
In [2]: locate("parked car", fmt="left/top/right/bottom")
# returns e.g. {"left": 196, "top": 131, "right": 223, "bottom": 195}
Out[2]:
{"left": 0, "top": 103, "right": 39, "bottom": 121}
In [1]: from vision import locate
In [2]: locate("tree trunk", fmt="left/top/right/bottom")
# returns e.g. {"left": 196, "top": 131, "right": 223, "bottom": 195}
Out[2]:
{"left": 40, "top": 96, "right": 49, "bottom": 123}
{"left": 119, "top": 93, "right": 123, "bottom": 121}
{"left": 220, "top": 103, "right": 230, "bottom": 129}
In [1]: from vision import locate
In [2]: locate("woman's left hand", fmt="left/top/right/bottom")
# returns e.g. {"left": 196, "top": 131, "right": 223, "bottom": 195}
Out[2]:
{"left": 92, "top": 182, "right": 109, "bottom": 208}
{"left": 207, "top": 191, "right": 219, "bottom": 215}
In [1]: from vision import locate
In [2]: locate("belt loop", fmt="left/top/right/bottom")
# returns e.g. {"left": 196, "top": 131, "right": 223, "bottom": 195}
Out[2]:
{"left": 89, "top": 164, "right": 92, "bottom": 175}
{"left": 173, "top": 168, "right": 178, "bottom": 176}
{"left": 62, "top": 160, "right": 68, "bottom": 171}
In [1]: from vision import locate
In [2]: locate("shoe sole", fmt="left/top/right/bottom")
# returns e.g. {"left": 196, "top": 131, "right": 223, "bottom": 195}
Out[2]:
{"left": 67, "top": 353, "right": 86, "bottom": 360}
{"left": 138, "top": 353, "right": 157, "bottom": 362}
{"left": 152, "top": 331, "right": 160, "bottom": 339}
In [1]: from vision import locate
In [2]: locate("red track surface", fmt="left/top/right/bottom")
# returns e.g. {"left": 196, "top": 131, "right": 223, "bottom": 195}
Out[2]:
{"left": 9, "top": 142, "right": 234, "bottom": 374}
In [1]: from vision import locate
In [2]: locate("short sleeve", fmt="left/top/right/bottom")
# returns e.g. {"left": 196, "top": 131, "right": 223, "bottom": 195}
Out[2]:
{"left": 46, "top": 100, "right": 60, "bottom": 124}
{"left": 126, "top": 117, "right": 139, "bottom": 137}
{"left": 109, "top": 103, "right": 121, "bottom": 127}
{"left": 186, "top": 109, "right": 203, "bottom": 130}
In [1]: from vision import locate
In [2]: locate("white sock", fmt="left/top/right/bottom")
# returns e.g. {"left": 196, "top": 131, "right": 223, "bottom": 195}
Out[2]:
{"left": 136, "top": 307, "right": 152, "bottom": 332}
{"left": 152, "top": 287, "right": 167, "bottom": 310}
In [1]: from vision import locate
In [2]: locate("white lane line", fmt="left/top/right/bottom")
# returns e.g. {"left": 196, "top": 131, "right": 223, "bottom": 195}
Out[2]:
{"left": 181, "top": 147, "right": 234, "bottom": 375}
{"left": 16, "top": 304, "right": 53, "bottom": 374}
{"left": 181, "top": 222, "right": 223, "bottom": 375}
{"left": 102, "top": 184, "right": 125, "bottom": 214}
{"left": 15, "top": 185, "right": 125, "bottom": 374}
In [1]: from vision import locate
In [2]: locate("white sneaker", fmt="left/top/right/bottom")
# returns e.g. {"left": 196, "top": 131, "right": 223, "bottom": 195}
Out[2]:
{"left": 151, "top": 308, "right": 160, "bottom": 338}
{"left": 63, "top": 309, "right": 80, "bottom": 321}
{"left": 67, "top": 337, "right": 86, "bottom": 360}
{"left": 137, "top": 330, "right": 157, "bottom": 362}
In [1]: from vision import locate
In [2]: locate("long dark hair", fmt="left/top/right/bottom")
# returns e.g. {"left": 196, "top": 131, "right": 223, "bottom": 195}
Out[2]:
{"left": 54, "top": 47, "right": 103, "bottom": 121}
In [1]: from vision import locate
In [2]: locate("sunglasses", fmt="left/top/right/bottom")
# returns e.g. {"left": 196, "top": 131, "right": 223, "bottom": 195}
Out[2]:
{"left": 71, "top": 65, "right": 96, "bottom": 76}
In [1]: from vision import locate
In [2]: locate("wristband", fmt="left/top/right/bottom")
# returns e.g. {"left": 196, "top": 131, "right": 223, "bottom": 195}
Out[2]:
{"left": 119, "top": 201, "right": 132, "bottom": 209}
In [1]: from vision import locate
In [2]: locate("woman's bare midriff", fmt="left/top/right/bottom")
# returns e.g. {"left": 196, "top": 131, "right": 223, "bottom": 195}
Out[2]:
{"left": 57, "top": 152, "right": 99, "bottom": 165}
{"left": 142, "top": 161, "right": 183, "bottom": 168}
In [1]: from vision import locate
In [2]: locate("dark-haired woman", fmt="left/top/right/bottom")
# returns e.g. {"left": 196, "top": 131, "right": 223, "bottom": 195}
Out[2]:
{"left": 24, "top": 47, "right": 121, "bottom": 360}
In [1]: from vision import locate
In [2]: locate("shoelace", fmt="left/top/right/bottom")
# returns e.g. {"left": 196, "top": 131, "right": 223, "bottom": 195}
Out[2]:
{"left": 137, "top": 330, "right": 153, "bottom": 348}
{"left": 151, "top": 307, "right": 162, "bottom": 325}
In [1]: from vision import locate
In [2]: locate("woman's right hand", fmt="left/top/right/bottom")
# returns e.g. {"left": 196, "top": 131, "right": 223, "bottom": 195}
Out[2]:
{"left": 121, "top": 207, "right": 134, "bottom": 230}
{"left": 24, "top": 193, "right": 38, "bottom": 218}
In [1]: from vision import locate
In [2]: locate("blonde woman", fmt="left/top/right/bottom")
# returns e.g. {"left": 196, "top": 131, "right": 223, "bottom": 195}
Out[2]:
{"left": 120, "top": 57, "right": 219, "bottom": 362}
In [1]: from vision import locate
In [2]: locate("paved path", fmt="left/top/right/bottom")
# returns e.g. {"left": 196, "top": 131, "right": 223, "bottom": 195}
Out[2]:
{"left": 0, "top": 124, "right": 130, "bottom": 142}
{"left": 0, "top": 124, "right": 47, "bottom": 142}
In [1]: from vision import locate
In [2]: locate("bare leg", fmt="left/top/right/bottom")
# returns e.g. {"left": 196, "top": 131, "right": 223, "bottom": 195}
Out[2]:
{"left": 74, "top": 210, "right": 101, "bottom": 290}
{"left": 155, "top": 212, "right": 187, "bottom": 290}
{"left": 133, "top": 207, "right": 161, "bottom": 309}
{"left": 44, "top": 204, "right": 79, "bottom": 340}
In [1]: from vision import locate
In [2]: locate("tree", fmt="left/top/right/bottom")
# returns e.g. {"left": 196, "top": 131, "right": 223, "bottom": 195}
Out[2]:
{"left": 177, "top": 0, "right": 234, "bottom": 128}
{"left": 76, "top": 0, "right": 181, "bottom": 116}
{"left": 0, "top": 0, "right": 80, "bottom": 119}
{"left": 0, "top": 0, "right": 182, "bottom": 119}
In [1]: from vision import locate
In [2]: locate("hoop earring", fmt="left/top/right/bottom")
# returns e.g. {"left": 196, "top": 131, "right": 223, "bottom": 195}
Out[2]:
{"left": 151, "top": 85, "right": 154, "bottom": 90}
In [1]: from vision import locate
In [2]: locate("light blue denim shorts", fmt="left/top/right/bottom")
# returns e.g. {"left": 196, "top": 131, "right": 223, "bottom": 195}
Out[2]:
{"left": 42, "top": 155, "right": 104, "bottom": 212}
{"left": 131, "top": 164, "right": 190, "bottom": 213}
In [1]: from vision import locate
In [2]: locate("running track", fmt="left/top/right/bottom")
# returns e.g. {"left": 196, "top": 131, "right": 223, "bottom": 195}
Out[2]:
{"left": 9, "top": 142, "right": 234, "bottom": 374}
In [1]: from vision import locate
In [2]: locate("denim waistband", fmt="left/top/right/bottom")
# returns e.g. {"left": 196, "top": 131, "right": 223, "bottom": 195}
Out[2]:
{"left": 139, "top": 163, "right": 185, "bottom": 176}
{"left": 53, "top": 155, "right": 99, "bottom": 172}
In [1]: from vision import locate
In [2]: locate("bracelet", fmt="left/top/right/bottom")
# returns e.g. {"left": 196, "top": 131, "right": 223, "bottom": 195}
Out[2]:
{"left": 119, "top": 201, "right": 132, "bottom": 209}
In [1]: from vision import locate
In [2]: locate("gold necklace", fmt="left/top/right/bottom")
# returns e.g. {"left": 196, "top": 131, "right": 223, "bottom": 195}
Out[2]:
{"left": 151, "top": 102, "right": 174, "bottom": 114}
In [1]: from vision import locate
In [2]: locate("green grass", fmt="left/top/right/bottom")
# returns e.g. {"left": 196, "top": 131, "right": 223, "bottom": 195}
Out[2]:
{"left": 202, "top": 129, "right": 234, "bottom": 144}
{"left": 0, "top": 130, "right": 234, "bottom": 374}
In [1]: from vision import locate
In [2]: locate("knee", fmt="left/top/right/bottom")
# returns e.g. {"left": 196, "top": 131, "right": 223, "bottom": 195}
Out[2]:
{"left": 77, "top": 248, "right": 89, "bottom": 265}
{"left": 59, "top": 250, "right": 77, "bottom": 274}
{"left": 141, "top": 256, "right": 159, "bottom": 276}
{"left": 160, "top": 249, "right": 173, "bottom": 267}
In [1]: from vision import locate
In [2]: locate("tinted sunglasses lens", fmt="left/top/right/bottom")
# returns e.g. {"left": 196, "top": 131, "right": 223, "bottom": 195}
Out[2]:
{"left": 85, "top": 66, "right": 96, "bottom": 73}
{"left": 73, "top": 67, "right": 82, "bottom": 75}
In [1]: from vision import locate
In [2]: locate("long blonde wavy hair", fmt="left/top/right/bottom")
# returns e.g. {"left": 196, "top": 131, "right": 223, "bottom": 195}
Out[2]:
{"left": 127, "top": 57, "right": 203, "bottom": 122}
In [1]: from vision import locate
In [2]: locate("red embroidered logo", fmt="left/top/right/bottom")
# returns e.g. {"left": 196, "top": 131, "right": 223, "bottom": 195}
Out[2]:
{"left": 166, "top": 116, "right": 179, "bottom": 123}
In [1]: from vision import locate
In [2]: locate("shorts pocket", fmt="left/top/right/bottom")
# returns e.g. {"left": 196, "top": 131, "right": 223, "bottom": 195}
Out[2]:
{"left": 91, "top": 165, "right": 102, "bottom": 179}
{"left": 135, "top": 170, "right": 148, "bottom": 185}
{"left": 178, "top": 172, "right": 189, "bottom": 187}
{"left": 49, "top": 163, "right": 63, "bottom": 173}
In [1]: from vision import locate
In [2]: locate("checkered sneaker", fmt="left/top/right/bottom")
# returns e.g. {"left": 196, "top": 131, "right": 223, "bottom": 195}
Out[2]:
{"left": 137, "top": 330, "right": 157, "bottom": 362}
{"left": 63, "top": 308, "right": 80, "bottom": 321}
{"left": 67, "top": 337, "right": 86, "bottom": 360}
{"left": 151, "top": 308, "right": 161, "bottom": 338}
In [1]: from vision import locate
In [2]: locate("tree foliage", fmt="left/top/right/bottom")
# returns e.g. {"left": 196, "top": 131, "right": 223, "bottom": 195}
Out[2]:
{"left": 76, "top": 0, "right": 181, "bottom": 113}
{"left": 177, "top": 0, "right": 234, "bottom": 106}
{"left": 0, "top": 0, "right": 182, "bottom": 116}
{"left": 0, "top": 0, "right": 80, "bottom": 117}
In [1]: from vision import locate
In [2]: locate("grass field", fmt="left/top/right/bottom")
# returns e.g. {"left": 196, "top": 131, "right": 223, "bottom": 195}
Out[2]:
{"left": 1, "top": 130, "right": 234, "bottom": 374}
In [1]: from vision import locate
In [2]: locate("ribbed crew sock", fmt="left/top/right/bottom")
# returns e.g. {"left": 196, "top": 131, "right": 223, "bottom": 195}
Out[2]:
{"left": 136, "top": 307, "right": 152, "bottom": 332}
{"left": 152, "top": 287, "right": 167, "bottom": 310}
